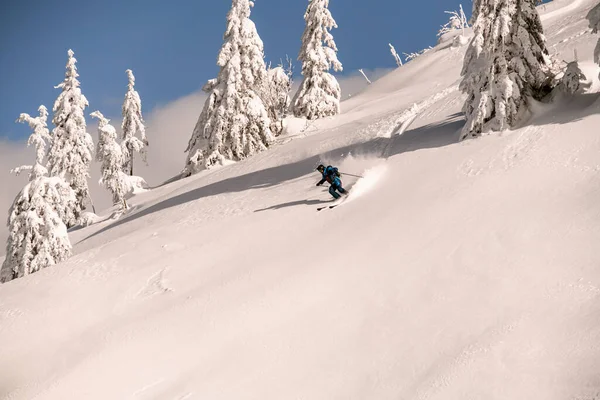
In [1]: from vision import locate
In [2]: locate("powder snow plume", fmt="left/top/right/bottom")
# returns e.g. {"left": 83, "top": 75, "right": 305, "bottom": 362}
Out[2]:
{"left": 344, "top": 163, "right": 387, "bottom": 204}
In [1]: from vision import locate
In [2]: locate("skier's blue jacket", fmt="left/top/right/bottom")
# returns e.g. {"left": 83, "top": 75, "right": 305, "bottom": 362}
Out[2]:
{"left": 318, "top": 166, "right": 341, "bottom": 187}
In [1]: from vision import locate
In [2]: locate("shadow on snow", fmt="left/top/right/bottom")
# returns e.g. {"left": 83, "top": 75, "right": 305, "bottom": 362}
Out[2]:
{"left": 78, "top": 113, "right": 464, "bottom": 245}
{"left": 254, "top": 199, "right": 335, "bottom": 212}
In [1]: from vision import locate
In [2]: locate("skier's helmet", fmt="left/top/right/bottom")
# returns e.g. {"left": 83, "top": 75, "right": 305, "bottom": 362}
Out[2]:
{"left": 316, "top": 164, "right": 325, "bottom": 173}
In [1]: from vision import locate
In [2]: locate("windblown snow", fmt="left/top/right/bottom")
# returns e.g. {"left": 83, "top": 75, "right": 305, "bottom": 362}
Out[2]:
{"left": 1, "top": 0, "right": 600, "bottom": 399}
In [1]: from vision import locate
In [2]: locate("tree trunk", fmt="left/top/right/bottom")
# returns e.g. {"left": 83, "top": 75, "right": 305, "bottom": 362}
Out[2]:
{"left": 127, "top": 143, "right": 134, "bottom": 176}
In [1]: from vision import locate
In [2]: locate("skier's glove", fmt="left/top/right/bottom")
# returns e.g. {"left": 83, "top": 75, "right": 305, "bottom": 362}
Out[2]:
{"left": 316, "top": 182, "right": 323, "bottom": 186}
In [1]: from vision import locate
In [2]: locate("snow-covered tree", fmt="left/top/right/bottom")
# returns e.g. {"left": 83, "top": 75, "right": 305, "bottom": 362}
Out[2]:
{"left": 561, "top": 60, "right": 588, "bottom": 94}
{"left": 587, "top": 3, "right": 600, "bottom": 79}
{"left": 12, "top": 106, "right": 51, "bottom": 181}
{"left": 121, "top": 69, "right": 147, "bottom": 176}
{"left": 263, "top": 59, "right": 293, "bottom": 136}
{"left": 47, "top": 49, "right": 94, "bottom": 226}
{"left": 1, "top": 107, "right": 75, "bottom": 283}
{"left": 459, "top": 0, "right": 556, "bottom": 140}
{"left": 14, "top": 106, "right": 77, "bottom": 225}
{"left": 183, "top": 0, "right": 273, "bottom": 175}
{"left": 389, "top": 43, "right": 403, "bottom": 67}
{"left": 92, "top": 111, "right": 129, "bottom": 210}
{"left": 438, "top": 4, "right": 469, "bottom": 37}
{"left": 292, "top": 0, "right": 343, "bottom": 120}
{"left": 1, "top": 178, "right": 75, "bottom": 283}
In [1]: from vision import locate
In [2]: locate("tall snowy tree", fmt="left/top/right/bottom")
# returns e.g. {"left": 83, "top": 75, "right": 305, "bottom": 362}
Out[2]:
{"left": 459, "top": 0, "right": 556, "bottom": 139}
{"left": 47, "top": 49, "right": 94, "bottom": 226}
{"left": 183, "top": 0, "right": 273, "bottom": 175}
{"left": 92, "top": 111, "right": 129, "bottom": 210}
{"left": 121, "top": 69, "right": 147, "bottom": 176}
{"left": 1, "top": 106, "right": 75, "bottom": 283}
{"left": 12, "top": 106, "right": 52, "bottom": 181}
{"left": 292, "top": 0, "right": 343, "bottom": 120}
{"left": 263, "top": 62, "right": 293, "bottom": 136}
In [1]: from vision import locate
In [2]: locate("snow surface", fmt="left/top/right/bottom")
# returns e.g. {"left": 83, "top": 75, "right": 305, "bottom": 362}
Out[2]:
{"left": 1, "top": 0, "right": 600, "bottom": 398}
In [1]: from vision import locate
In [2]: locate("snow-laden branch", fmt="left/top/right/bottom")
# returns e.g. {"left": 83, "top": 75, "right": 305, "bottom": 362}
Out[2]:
{"left": 358, "top": 69, "right": 372, "bottom": 84}
{"left": 10, "top": 165, "right": 33, "bottom": 176}
{"left": 438, "top": 4, "right": 469, "bottom": 37}
{"left": 389, "top": 43, "right": 403, "bottom": 67}
{"left": 403, "top": 47, "right": 433, "bottom": 62}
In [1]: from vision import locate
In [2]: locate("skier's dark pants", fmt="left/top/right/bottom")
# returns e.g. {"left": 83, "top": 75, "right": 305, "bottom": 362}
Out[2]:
{"left": 329, "top": 182, "right": 346, "bottom": 199}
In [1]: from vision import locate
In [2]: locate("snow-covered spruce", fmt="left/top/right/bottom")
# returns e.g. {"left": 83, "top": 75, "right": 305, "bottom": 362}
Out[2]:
{"left": 1, "top": 107, "right": 75, "bottom": 283}
{"left": 1, "top": 178, "right": 75, "bottom": 283}
{"left": 92, "top": 111, "right": 129, "bottom": 210}
{"left": 46, "top": 49, "right": 95, "bottom": 226}
{"left": 586, "top": 2, "right": 600, "bottom": 79}
{"left": 15, "top": 107, "right": 77, "bottom": 225}
{"left": 561, "top": 60, "right": 588, "bottom": 94}
{"left": 12, "top": 106, "right": 51, "bottom": 181}
{"left": 183, "top": 0, "right": 273, "bottom": 175}
{"left": 121, "top": 69, "right": 147, "bottom": 176}
{"left": 263, "top": 62, "right": 293, "bottom": 136}
{"left": 292, "top": 0, "right": 343, "bottom": 120}
{"left": 459, "top": 0, "right": 556, "bottom": 140}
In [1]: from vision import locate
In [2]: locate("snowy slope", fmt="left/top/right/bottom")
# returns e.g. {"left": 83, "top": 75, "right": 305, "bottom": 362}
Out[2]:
{"left": 1, "top": 0, "right": 600, "bottom": 399}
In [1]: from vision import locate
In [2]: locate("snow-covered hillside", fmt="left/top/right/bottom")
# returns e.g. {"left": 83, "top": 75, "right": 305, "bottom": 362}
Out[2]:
{"left": 1, "top": 0, "right": 600, "bottom": 398}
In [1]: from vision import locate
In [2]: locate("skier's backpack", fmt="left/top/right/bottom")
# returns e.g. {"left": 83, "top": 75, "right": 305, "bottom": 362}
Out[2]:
{"left": 325, "top": 165, "right": 340, "bottom": 180}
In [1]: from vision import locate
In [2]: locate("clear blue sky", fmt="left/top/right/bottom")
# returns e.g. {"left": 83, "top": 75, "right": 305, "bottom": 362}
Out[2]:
{"left": 0, "top": 0, "right": 469, "bottom": 141}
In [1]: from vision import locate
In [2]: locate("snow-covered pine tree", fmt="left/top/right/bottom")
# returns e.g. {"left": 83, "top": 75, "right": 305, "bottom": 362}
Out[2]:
{"left": 12, "top": 106, "right": 51, "bottom": 181}
{"left": 182, "top": 0, "right": 273, "bottom": 175}
{"left": 92, "top": 111, "right": 129, "bottom": 210}
{"left": 560, "top": 50, "right": 589, "bottom": 94}
{"left": 121, "top": 69, "right": 147, "bottom": 176}
{"left": 47, "top": 49, "right": 95, "bottom": 226}
{"left": 1, "top": 179, "right": 75, "bottom": 282}
{"left": 459, "top": 0, "right": 556, "bottom": 140}
{"left": 292, "top": 0, "right": 343, "bottom": 120}
{"left": 561, "top": 60, "right": 587, "bottom": 94}
{"left": 263, "top": 60, "right": 293, "bottom": 136}
{"left": 1, "top": 106, "right": 75, "bottom": 283}
{"left": 586, "top": 2, "right": 600, "bottom": 79}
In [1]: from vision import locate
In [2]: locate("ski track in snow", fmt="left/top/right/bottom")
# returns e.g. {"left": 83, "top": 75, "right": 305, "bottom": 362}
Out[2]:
{"left": 541, "top": 0, "right": 586, "bottom": 22}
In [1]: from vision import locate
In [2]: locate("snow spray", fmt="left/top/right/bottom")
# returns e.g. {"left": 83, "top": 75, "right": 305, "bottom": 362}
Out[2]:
{"left": 344, "top": 163, "right": 387, "bottom": 204}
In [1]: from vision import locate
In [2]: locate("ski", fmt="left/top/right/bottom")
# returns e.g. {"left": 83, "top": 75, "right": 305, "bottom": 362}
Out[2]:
{"left": 317, "top": 201, "right": 338, "bottom": 211}
{"left": 317, "top": 197, "right": 347, "bottom": 211}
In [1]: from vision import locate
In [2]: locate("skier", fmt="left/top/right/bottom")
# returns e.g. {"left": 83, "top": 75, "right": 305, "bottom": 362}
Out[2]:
{"left": 316, "top": 164, "right": 348, "bottom": 199}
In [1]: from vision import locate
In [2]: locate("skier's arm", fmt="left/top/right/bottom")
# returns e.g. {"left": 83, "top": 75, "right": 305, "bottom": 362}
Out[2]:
{"left": 316, "top": 177, "right": 326, "bottom": 186}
